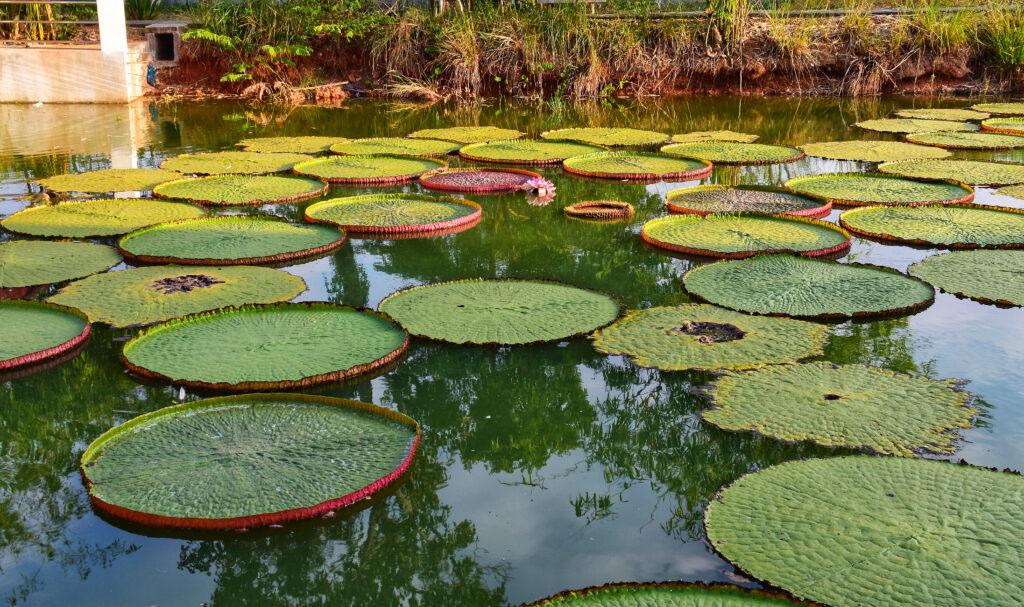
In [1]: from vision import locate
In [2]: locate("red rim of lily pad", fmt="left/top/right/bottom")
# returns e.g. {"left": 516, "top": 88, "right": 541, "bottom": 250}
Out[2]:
{"left": 0, "top": 300, "right": 91, "bottom": 371}
{"left": 563, "top": 200, "right": 634, "bottom": 220}
{"left": 666, "top": 185, "right": 832, "bottom": 218}
{"left": 980, "top": 120, "right": 1024, "bottom": 136}
{"left": 418, "top": 167, "right": 541, "bottom": 193}
{"left": 304, "top": 194, "right": 483, "bottom": 235}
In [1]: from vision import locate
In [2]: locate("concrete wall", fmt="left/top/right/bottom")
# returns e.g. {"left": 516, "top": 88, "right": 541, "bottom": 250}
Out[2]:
{"left": 0, "top": 41, "right": 149, "bottom": 104}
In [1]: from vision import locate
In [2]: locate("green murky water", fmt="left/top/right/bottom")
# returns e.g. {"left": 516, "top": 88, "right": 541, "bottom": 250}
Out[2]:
{"left": 1, "top": 97, "right": 1022, "bottom": 606}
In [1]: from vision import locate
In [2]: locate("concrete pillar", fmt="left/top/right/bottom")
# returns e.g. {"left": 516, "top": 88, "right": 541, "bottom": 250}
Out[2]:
{"left": 97, "top": 0, "right": 128, "bottom": 55}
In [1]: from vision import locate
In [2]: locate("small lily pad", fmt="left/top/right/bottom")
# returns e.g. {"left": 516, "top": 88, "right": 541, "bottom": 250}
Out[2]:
{"left": 541, "top": 127, "right": 669, "bottom": 147}
{"left": 153, "top": 175, "right": 327, "bottom": 206}
{"left": 36, "top": 168, "right": 181, "bottom": 193}
{"left": 799, "top": 140, "right": 950, "bottom": 162}
{"left": 162, "top": 151, "right": 313, "bottom": 175}
{"left": 661, "top": 141, "right": 804, "bottom": 164}
{"left": 0, "top": 301, "right": 90, "bottom": 371}
{"left": 1, "top": 198, "right": 205, "bottom": 238}
{"left": 408, "top": 126, "right": 523, "bottom": 144}
{"left": 840, "top": 204, "right": 1024, "bottom": 249}
{"left": 292, "top": 155, "right": 444, "bottom": 184}
{"left": 0, "top": 240, "right": 121, "bottom": 288}
{"left": 330, "top": 137, "right": 460, "bottom": 157}
{"left": 784, "top": 173, "right": 973, "bottom": 207}
{"left": 563, "top": 151, "right": 712, "bottom": 181}
{"left": 641, "top": 213, "right": 850, "bottom": 259}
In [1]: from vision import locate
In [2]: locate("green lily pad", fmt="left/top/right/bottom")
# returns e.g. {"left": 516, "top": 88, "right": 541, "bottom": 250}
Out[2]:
{"left": 641, "top": 213, "right": 850, "bottom": 258}
{"left": 703, "top": 362, "right": 975, "bottom": 456}
{"left": 661, "top": 142, "right": 804, "bottom": 165}
{"left": 591, "top": 304, "right": 827, "bottom": 371}
{"left": 562, "top": 151, "right": 712, "bottom": 181}
{"left": 36, "top": 168, "right": 181, "bottom": 193}
{"left": 379, "top": 279, "right": 620, "bottom": 345}
{"left": 784, "top": 173, "right": 973, "bottom": 207}
{"left": 408, "top": 126, "right": 523, "bottom": 144}
{"left": 981, "top": 116, "right": 1024, "bottom": 136}
{"left": 855, "top": 118, "right": 977, "bottom": 134}
{"left": 292, "top": 155, "right": 444, "bottom": 184}
{"left": 304, "top": 193, "right": 481, "bottom": 234}
{"left": 894, "top": 108, "right": 990, "bottom": 121}
{"left": 879, "top": 159, "right": 1024, "bottom": 186}
{"left": 909, "top": 250, "right": 1024, "bottom": 306}
{"left": 840, "top": 204, "right": 1024, "bottom": 249}
{"left": 80, "top": 393, "right": 418, "bottom": 529}
{"left": 458, "top": 140, "right": 603, "bottom": 165}
{"left": 0, "top": 301, "right": 89, "bottom": 370}
{"left": 329, "top": 137, "right": 460, "bottom": 157}
{"left": 152, "top": 175, "right": 327, "bottom": 206}
{"left": 119, "top": 217, "right": 346, "bottom": 265}
{"left": 237, "top": 136, "right": 347, "bottom": 154}
{"left": 525, "top": 582, "right": 816, "bottom": 606}
{"left": 971, "top": 101, "right": 1024, "bottom": 115}
{"left": 1, "top": 198, "right": 205, "bottom": 238}
{"left": 704, "top": 456, "right": 1024, "bottom": 607}
{"left": 0, "top": 240, "right": 120, "bottom": 288}
{"left": 48, "top": 265, "right": 307, "bottom": 328}
{"left": 670, "top": 130, "right": 759, "bottom": 144}
{"left": 998, "top": 184, "right": 1024, "bottom": 200}
{"left": 666, "top": 185, "right": 830, "bottom": 218}
{"left": 905, "top": 130, "right": 1024, "bottom": 149}
{"left": 683, "top": 254, "right": 934, "bottom": 319}
{"left": 161, "top": 151, "right": 313, "bottom": 175}
{"left": 121, "top": 302, "right": 409, "bottom": 390}
{"left": 799, "top": 140, "right": 950, "bottom": 162}
{"left": 541, "top": 127, "right": 669, "bottom": 147}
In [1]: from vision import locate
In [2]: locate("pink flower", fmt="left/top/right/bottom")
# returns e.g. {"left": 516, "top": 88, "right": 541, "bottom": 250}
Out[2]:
{"left": 520, "top": 177, "right": 556, "bottom": 195}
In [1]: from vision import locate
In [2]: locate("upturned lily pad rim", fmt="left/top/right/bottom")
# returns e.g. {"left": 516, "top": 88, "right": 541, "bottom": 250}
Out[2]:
{"left": 121, "top": 302, "right": 410, "bottom": 391}
{"left": 562, "top": 151, "right": 713, "bottom": 181}
{"left": 418, "top": 167, "right": 541, "bottom": 193}
{"left": 783, "top": 172, "right": 975, "bottom": 207}
{"left": 878, "top": 159, "right": 1024, "bottom": 187}
{"left": 563, "top": 200, "right": 634, "bottom": 220}
{"left": 659, "top": 142, "right": 806, "bottom": 165}
{"left": 980, "top": 117, "right": 1024, "bottom": 136}
{"left": 904, "top": 131, "right": 1024, "bottom": 150}
{"left": 292, "top": 155, "right": 447, "bottom": 184}
{"left": 641, "top": 213, "right": 851, "bottom": 259}
{"left": 117, "top": 217, "right": 348, "bottom": 266}
{"left": 457, "top": 141, "right": 606, "bottom": 165}
{"left": 304, "top": 193, "right": 483, "bottom": 234}
{"left": 540, "top": 127, "right": 670, "bottom": 147}
{"left": 152, "top": 176, "right": 329, "bottom": 206}
{"left": 79, "top": 392, "right": 420, "bottom": 531}
{"left": 0, "top": 300, "right": 91, "bottom": 371}
{"left": 666, "top": 184, "right": 832, "bottom": 218}
{"left": 524, "top": 581, "right": 823, "bottom": 606}
{"left": 839, "top": 203, "right": 1024, "bottom": 250}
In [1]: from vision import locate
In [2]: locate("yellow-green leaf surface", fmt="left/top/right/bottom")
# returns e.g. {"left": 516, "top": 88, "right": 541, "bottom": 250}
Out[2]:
{"left": 670, "top": 130, "right": 759, "bottom": 144}
{"left": 162, "top": 151, "right": 312, "bottom": 175}
{"left": 799, "top": 140, "right": 950, "bottom": 162}
{"left": 971, "top": 101, "right": 1024, "bottom": 115}
{"left": 304, "top": 193, "right": 479, "bottom": 232}
{"left": 894, "top": 108, "right": 990, "bottom": 121}
{"left": 0, "top": 301, "right": 88, "bottom": 364}
{"left": 855, "top": 118, "right": 977, "bottom": 133}
{"left": 292, "top": 155, "right": 443, "bottom": 183}
{"left": 641, "top": 213, "right": 849, "bottom": 258}
{"left": 152, "top": 175, "right": 327, "bottom": 206}
{"left": 563, "top": 151, "right": 711, "bottom": 180}
{"left": 459, "top": 140, "right": 602, "bottom": 164}
{"left": 0, "top": 240, "right": 120, "bottom": 288}
{"left": 1, "top": 198, "right": 205, "bottom": 238}
{"left": 661, "top": 142, "right": 804, "bottom": 164}
{"left": 981, "top": 116, "right": 1024, "bottom": 135}
{"left": 905, "top": 131, "right": 1024, "bottom": 150}
{"left": 542, "top": 127, "right": 669, "bottom": 147}
{"left": 36, "top": 168, "right": 181, "bottom": 193}
{"left": 878, "top": 159, "right": 1024, "bottom": 186}
{"left": 840, "top": 204, "right": 1024, "bottom": 249}
{"left": 330, "top": 137, "right": 461, "bottom": 157}
{"left": 784, "top": 173, "right": 972, "bottom": 206}
{"left": 408, "top": 126, "right": 523, "bottom": 144}
{"left": 237, "top": 136, "right": 347, "bottom": 154}
{"left": 909, "top": 250, "right": 1024, "bottom": 306}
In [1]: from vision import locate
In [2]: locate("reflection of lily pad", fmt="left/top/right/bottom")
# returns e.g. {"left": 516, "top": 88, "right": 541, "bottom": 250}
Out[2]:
{"left": 666, "top": 185, "right": 830, "bottom": 218}
{"left": 459, "top": 140, "right": 602, "bottom": 165}
{"left": 0, "top": 240, "right": 121, "bottom": 288}
{"left": 683, "top": 254, "right": 934, "bottom": 319}
{"left": 305, "top": 193, "right": 481, "bottom": 233}
{"left": 905, "top": 130, "right": 1024, "bottom": 149}
{"left": 49, "top": 265, "right": 307, "bottom": 327}
{"left": 292, "top": 155, "right": 444, "bottom": 184}
{"left": 1, "top": 198, "right": 205, "bottom": 238}
{"left": 542, "top": 127, "right": 669, "bottom": 147}
{"left": 153, "top": 175, "right": 327, "bottom": 206}
{"left": 894, "top": 108, "right": 990, "bottom": 121}
{"left": 909, "top": 250, "right": 1024, "bottom": 306}
{"left": 879, "top": 159, "right": 1024, "bottom": 186}
{"left": 840, "top": 204, "right": 1024, "bottom": 249}
{"left": 0, "top": 301, "right": 90, "bottom": 371}
{"left": 661, "top": 141, "right": 804, "bottom": 164}
{"left": 119, "top": 217, "right": 346, "bottom": 265}
{"left": 122, "top": 302, "right": 409, "bottom": 390}
{"left": 705, "top": 456, "right": 1024, "bottom": 607}
{"left": 563, "top": 151, "right": 712, "bottom": 180}
{"left": 525, "top": 582, "right": 816, "bottom": 606}
{"left": 162, "top": 151, "right": 313, "bottom": 175}
{"left": 330, "top": 137, "right": 460, "bottom": 157}
{"left": 703, "top": 362, "right": 974, "bottom": 456}
{"left": 80, "top": 393, "right": 419, "bottom": 530}
{"left": 37, "top": 168, "right": 181, "bottom": 193}
{"left": 981, "top": 116, "right": 1024, "bottom": 136}
{"left": 799, "top": 140, "right": 950, "bottom": 162}
{"left": 237, "top": 136, "right": 347, "bottom": 154}
{"left": 784, "top": 173, "right": 973, "bottom": 207}
{"left": 379, "top": 279, "right": 620, "bottom": 345}
{"left": 855, "top": 118, "right": 977, "bottom": 133}
{"left": 670, "top": 130, "right": 759, "bottom": 144}
{"left": 408, "top": 126, "right": 523, "bottom": 144}
{"left": 972, "top": 101, "right": 1024, "bottom": 115}
{"left": 592, "top": 304, "right": 827, "bottom": 371}
{"left": 641, "top": 213, "right": 850, "bottom": 258}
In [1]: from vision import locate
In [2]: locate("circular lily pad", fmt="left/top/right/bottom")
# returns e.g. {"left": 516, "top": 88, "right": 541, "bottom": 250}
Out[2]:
{"left": 799, "top": 140, "right": 950, "bottom": 162}
{"left": 562, "top": 151, "right": 712, "bottom": 181}
{"left": 1, "top": 199, "right": 205, "bottom": 238}
{"left": 904, "top": 130, "right": 1024, "bottom": 149}
{"left": 661, "top": 142, "right": 804, "bottom": 165}
{"left": 80, "top": 393, "right": 419, "bottom": 530}
{"left": 292, "top": 155, "right": 444, "bottom": 184}
{"left": 641, "top": 213, "right": 850, "bottom": 259}
{"left": 683, "top": 254, "right": 934, "bottom": 319}
{"left": 118, "top": 217, "right": 346, "bottom": 265}
{"left": 784, "top": 173, "right": 973, "bottom": 207}
{"left": 121, "top": 302, "right": 409, "bottom": 390}
{"left": 48, "top": 265, "right": 307, "bottom": 328}
{"left": 161, "top": 151, "right": 313, "bottom": 175}
{"left": 591, "top": 304, "right": 827, "bottom": 371}
{"left": 541, "top": 127, "right": 669, "bottom": 147}
{"left": 704, "top": 456, "right": 1024, "bottom": 607}
{"left": 909, "top": 250, "right": 1024, "bottom": 307}
{"left": 971, "top": 101, "right": 1024, "bottom": 115}
{"left": 408, "top": 126, "right": 523, "bottom": 144}
{"left": 998, "top": 184, "right": 1024, "bottom": 200}
{"left": 152, "top": 175, "right": 327, "bottom": 206}
{"left": 666, "top": 185, "right": 831, "bottom": 218}
{"left": 670, "top": 130, "right": 759, "bottom": 144}
{"left": 840, "top": 203, "right": 1024, "bottom": 249}
{"left": 418, "top": 167, "right": 538, "bottom": 193}
{"left": 525, "top": 582, "right": 817, "bottom": 606}
{"left": 0, "top": 301, "right": 89, "bottom": 371}
{"left": 0, "top": 240, "right": 121, "bottom": 288}
{"left": 329, "top": 137, "right": 460, "bottom": 157}
{"left": 305, "top": 193, "right": 481, "bottom": 234}
{"left": 981, "top": 116, "right": 1024, "bottom": 136}
{"left": 894, "top": 108, "right": 990, "bottom": 121}
{"left": 237, "top": 136, "right": 347, "bottom": 154}
{"left": 855, "top": 118, "right": 977, "bottom": 134}
{"left": 703, "top": 362, "right": 974, "bottom": 456}
{"left": 563, "top": 200, "right": 634, "bottom": 220}
{"left": 879, "top": 159, "right": 1024, "bottom": 186}
{"left": 36, "top": 168, "right": 181, "bottom": 193}
{"left": 458, "top": 140, "right": 603, "bottom": 165}
{"left": 379, "top": 279, "right": 620, "bottom": 345}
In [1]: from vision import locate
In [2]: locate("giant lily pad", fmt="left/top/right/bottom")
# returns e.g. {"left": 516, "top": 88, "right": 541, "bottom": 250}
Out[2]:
{"left": 799, "top": 140, "right": 950, "bottom": 162}
{"left": 152, "top": 175, "right": 327, "bottom": 206}
{"left": 909, "top": 250, "right": 1024, "bottom": 306}
{"left": 379, "top": 279, "right": 620, "bottom": 345}
{"left": 408, "top": 126, "right": 523, "bottom": 144}
{"left": 330, "top": 137, "right": 460, "bottom": 157}
{"left": 641, "top": 213, "right": 850, "bottom": 259}
{"left": 878, "top": 159, "right": 1024, "bottom": 186}
{"left": 839, "top": 204, "right": 1024, "bottom": 249}
{"left": 0, "top": 301, "right": 90, "bottom": 370}
{"left": 855, "top": 118, "right": 977, "bottom": 133}
{"left": 121, "top": 302, "right": 409, "bottom": 390}
{"left": 292, "top": 155, "right": 444, "bottom": 184}
{"left": 703, "top": 362, "right": 974, "bottom": 456}
{"left": 562, "top": 151, "right": 712, "bottom": 181}
{"left": 0, "top": 240, "right": 120, "bottom": 288}
{"left": 305, "top": 193, "right": 480, "bottom": 234}
{"left": 36, "top": 168, "right": 181, "bottom": 193}
{"left": 670, "top": 130, "right": 759, "bottom": 144}
{"left": 525, "top": 582, "right": 817, "bottom": 606}
{"left": 1, "top": 198, "right": 205, "bottom": 238}
{"left": 981, "top": 116, "right": 1024, "bottom": 136}
{"left": 683, "top": 254, "right": 934, "bottom": 319}
{"left": 541, "top": 127, "right": 669, "bottom": 147}
{"left": 48, "top": 265, "right": 307, "bottom": 328}
{"left": 419, "top": 168, "right": 539, "bottom": 193}
{"left": 894, "top": 108, "right": 990, "bottom": 121}
{"left": 998, "top": 184, "right": 1024, "bottom": 200}
{"left": 161, "top": 151, "right": 313, "bottom": 175}
{"left": 591, "top": 304, "right": 827, "bottom": 371}
{"left": 704, "top": 456, "right": 1024, "bottom": 607}
{"left": 971, "top": 101, "right": 1024, "bottom": 115}
{"left": 80, "top": 393, "right": 419, "bottom": 530}
{"left": 784, "top": 173, "right": 973, "bottom": 207}
{"left": 666, "top": 185, "right": 830, "bottom": 218}
{"left": 118, "top": 217, "right": 346, "bottom": 265}
{"left": 458, "top": 140, "right": 603, "bottom": 165}
{"left": 904, "top": 131, "right": 1024, "bottom": 150}
{"left": 660, "top": 142, "right": 804, "bottom": 165}
{"left": 237, "top": 136, "right": 347, "bottom": 154}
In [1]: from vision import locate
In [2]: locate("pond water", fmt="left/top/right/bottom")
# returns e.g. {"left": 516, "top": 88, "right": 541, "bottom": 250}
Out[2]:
{"left": 1, "top": 97, "right": 1022, "bottom": 607}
